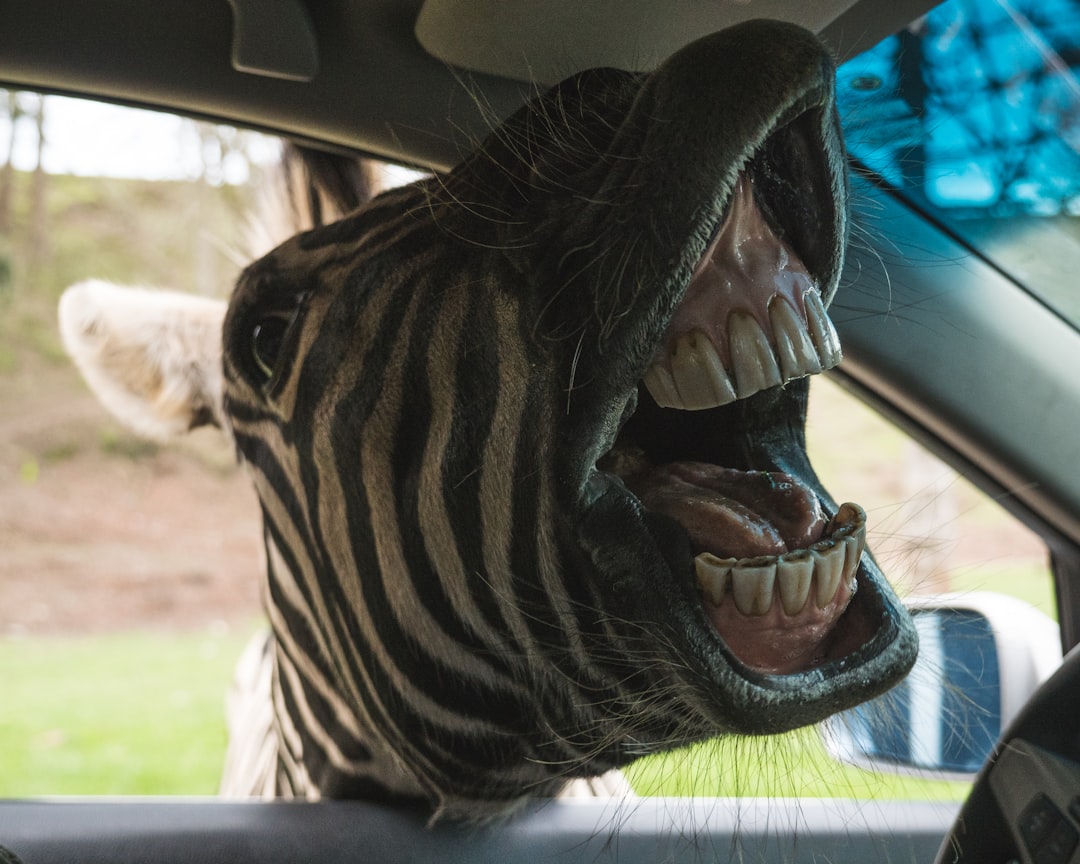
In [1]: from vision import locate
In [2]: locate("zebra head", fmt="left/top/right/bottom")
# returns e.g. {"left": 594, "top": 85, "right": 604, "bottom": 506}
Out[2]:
{"left": 61, "top": 20, "right": 917, "bottom": 819}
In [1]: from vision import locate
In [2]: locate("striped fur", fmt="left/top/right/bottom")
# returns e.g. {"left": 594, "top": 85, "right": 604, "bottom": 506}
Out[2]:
{"left": 61, "top": 21, "right": 919, "bottom": 822}
{"left": 222, "top": 191, "right": 644, "bottom": 808}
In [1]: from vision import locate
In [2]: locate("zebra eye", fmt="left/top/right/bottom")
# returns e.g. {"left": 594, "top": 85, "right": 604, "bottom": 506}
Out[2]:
{"left": 251, "top": 312, "right": 295, "bottom": 381}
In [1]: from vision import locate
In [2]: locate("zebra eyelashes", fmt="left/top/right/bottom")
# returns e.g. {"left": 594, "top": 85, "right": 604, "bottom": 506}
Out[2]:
{"left": 244, "top": 293, "right": 309, "bottom": 388}
{"left": 251, "top": 313, "right": 295, "bottom": 380}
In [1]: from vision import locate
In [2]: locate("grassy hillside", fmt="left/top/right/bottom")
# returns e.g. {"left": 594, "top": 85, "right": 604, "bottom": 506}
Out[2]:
{"left": 0, "top": 169, "right": 257, "bottom": 375}
{"left": 0, "top": 166, "right": 269, "bottom": 796}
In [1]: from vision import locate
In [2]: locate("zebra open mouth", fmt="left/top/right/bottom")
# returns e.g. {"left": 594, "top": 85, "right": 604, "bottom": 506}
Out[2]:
{"left": 582, "top": 182, "right": 910, "bottom": 723}
{"left": 567, "top": 28, "right": 917, "bottom": 728}
{"left": 596, "top": 169, "right": 872, "bottom": 677}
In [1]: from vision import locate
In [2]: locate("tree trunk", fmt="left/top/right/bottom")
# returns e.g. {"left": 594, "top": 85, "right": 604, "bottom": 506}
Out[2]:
{"left": 0, "top": 90, "right": 19, "bottom": 236}
{"left": 28, "top": 95, "right": 48, "bottom": 273}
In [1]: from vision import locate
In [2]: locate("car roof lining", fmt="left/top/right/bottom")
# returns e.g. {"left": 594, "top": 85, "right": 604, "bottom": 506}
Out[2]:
{"left": 414, "top": 0, "right": 868, "bottom": 84}
{"left": 1, "top": 0, "right": 940, "bottom": 171}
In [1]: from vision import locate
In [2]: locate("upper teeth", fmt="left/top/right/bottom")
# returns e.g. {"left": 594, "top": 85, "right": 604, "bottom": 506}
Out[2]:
{"left": 695, "top": 502, "right": 865, "bottom": 617}
{"left": 644, "top": 293, "right": 842, "bottom": 411}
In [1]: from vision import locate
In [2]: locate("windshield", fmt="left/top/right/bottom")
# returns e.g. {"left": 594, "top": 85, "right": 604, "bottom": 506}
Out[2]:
{"left": 838, "top": 0, "right": 1080, "bottom": 325}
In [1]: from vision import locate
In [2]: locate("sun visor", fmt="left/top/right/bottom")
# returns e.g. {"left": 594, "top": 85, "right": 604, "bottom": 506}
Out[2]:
{"left": 226, "top": 0, "right": 319, "bottom": 81}
{"left": 415, "top": 0, "right": 860, "bottom": 85}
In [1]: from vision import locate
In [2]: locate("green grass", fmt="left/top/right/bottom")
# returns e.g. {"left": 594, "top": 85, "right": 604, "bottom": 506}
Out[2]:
{"left": 0, "top": 626, "right": 975, "bottom": 801}
{"left": 97, "top": 424, "right": 161, "bottom": 460}
{"left": 0, "top": 626, "right": 985, "bottom": 801}
{"left": 951, "top": 563, "right": 1057, "bottom": 618}
{"left": 0, "top": 628, "right": 255, "bottom": 796}
{"left": 625, "top": 728, "right": 971, "bottom": 801}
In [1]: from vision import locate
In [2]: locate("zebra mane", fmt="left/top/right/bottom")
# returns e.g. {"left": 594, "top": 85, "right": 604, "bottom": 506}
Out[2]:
{"left": 244, "top": 143, "right": 380, "bottom": 259}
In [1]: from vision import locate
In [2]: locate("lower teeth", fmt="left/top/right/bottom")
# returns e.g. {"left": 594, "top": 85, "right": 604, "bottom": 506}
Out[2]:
{"left": 695, "top": 503, "right": 866, "bottom": 617}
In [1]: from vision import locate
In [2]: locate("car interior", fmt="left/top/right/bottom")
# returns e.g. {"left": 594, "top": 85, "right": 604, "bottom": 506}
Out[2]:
{"left": 3, "top": 1, "right": 1080, "bottom": 862}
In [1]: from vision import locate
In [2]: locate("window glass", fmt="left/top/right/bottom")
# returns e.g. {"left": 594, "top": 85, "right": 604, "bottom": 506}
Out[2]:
{"left": 0, "top": 93, "right": 272, "bottom": 795}
{"left": 838, "top": 0, "right": 1080, "bottom": 325}
{"left": 0, "top": 93, "right": 418, "bottom": 796}
{"left": 0, "top": 75, "right": 1058, "bottom": 801}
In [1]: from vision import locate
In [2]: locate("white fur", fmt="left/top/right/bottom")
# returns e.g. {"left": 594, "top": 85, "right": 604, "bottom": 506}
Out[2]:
{"left": 58, "top": 279, "right": 228, "bottom": 440}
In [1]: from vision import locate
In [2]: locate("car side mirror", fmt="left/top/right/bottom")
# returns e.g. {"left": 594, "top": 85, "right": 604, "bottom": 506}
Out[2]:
{"left": 824, "top": 592, "right": 1061, "bottom": 778}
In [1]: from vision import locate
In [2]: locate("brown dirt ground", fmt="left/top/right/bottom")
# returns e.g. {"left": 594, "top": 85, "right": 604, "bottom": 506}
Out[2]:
{"left": 1, "top": 363, "right": 263, "bottom": 636}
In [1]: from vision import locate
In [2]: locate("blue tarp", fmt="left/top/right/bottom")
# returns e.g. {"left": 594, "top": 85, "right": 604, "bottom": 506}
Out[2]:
{"left": 839, "top": 0, "right": 1080, "bottom": 217}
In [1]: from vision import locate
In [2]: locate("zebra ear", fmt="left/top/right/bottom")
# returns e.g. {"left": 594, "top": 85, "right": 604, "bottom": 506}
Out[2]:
{"left": 58, "top": 280, "right": 228, "bottom": 440}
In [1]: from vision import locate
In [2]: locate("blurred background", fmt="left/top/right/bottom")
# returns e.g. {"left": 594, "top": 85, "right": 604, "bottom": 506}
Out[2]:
{"left": 0, "top": 86, "right": 1052, "bottom": 800}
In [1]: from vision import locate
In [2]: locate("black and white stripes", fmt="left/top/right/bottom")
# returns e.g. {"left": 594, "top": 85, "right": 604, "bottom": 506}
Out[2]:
{"left": 211, "top": 21, "right": 916, "bottom": 821}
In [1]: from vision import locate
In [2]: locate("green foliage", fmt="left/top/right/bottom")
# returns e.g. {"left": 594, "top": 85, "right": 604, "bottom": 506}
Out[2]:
{"left": 41, "top": 440, "right": 81, "bottom": 464}
{"left": 0, "top": 249, "right": 12, "bottom": 302}
{"left": 98, "top": 425, "right": 160, "bottom": 460}
{"left": 19, "top": 458, "right": 39, "bottom": 485}
{"left": 14, "top": 171, "right": 249, "bottom": 299}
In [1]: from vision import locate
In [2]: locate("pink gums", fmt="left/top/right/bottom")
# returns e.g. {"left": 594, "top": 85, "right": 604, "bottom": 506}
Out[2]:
{"left": 662, "top": 172, "right": 818, "bottom": 369}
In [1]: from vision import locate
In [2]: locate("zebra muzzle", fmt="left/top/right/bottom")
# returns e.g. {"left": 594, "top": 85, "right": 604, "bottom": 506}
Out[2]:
{"left": 582, "top": 96, "right": 914, "bottom": 693}
{"left": 593, "top": 149, "right": 867, "bottom": 675}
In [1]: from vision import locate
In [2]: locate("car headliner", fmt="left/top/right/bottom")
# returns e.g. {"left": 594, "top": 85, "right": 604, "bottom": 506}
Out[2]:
{"left": 1, "top": 0, "right": 938, "bottom": 171}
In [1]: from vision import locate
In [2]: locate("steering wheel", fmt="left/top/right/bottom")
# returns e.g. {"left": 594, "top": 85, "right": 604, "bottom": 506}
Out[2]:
{"left": 936, "top": 643, "right": 1080, "bottom": 863}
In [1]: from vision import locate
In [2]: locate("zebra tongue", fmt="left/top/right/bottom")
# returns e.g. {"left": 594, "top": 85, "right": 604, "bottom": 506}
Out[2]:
{"left": 625, "top": 461, "right": 827, "bottom": 559}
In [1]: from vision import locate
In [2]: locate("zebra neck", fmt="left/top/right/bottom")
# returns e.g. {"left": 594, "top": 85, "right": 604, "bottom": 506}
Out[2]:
{"left": 261, "top": 529, "right": 430, "bottom": 802}
{"left": 267, "top": 636, "right": 429, "bottom": 801}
